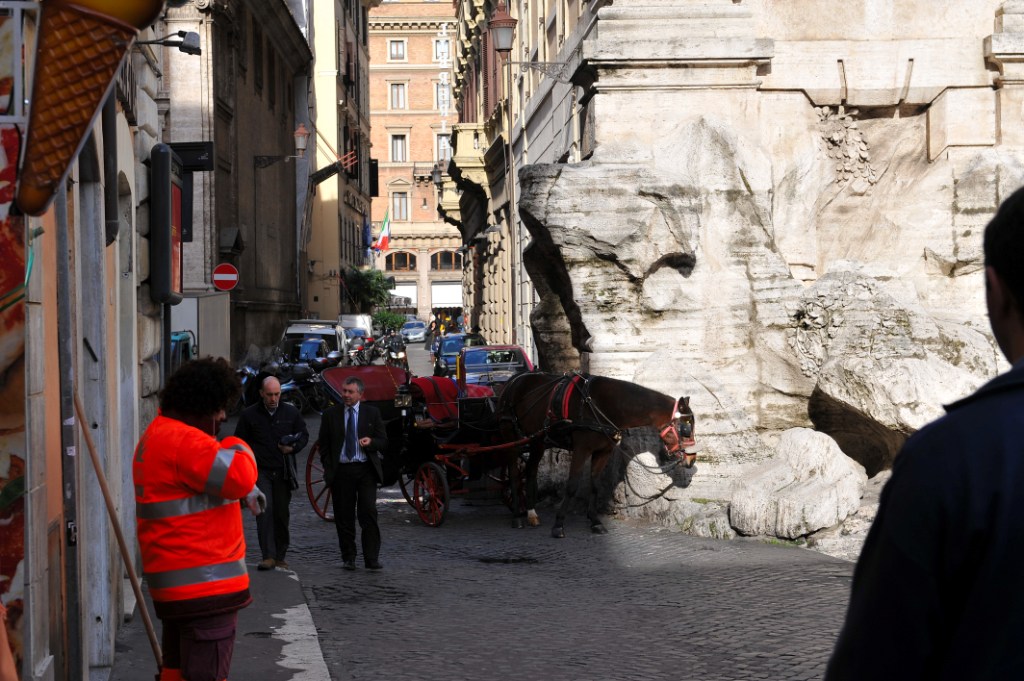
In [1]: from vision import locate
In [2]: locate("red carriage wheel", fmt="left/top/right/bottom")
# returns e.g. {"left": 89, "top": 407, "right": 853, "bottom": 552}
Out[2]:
{"left": 412, "top": 462, "right": 449, "bottom": 527}
{"left": 305, "top": 443, "right": 334, "bottom": 521}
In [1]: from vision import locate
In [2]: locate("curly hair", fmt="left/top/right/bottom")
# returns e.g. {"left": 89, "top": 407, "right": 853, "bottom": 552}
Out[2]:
{"left": 158, "top": 357, "right": 241, "bottom": 417}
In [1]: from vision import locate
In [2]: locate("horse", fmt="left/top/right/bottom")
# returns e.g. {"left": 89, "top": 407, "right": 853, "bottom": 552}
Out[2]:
{"left": 497, "top": 371, "right": 697, "bottom": 538}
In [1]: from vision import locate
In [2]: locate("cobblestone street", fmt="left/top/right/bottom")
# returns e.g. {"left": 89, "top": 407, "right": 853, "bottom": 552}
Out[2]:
{"left": 268, "top": 346, "right": 856, "bottom": 681}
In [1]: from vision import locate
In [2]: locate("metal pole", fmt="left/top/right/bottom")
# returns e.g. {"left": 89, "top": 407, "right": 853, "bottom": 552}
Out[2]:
{"left": 506, "top": 57, "right": 517, "bottom": 345}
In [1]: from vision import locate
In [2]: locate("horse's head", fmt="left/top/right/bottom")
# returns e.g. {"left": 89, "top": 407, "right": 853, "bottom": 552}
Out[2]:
{"left": 658, "top": 396, "right": 697, "bottom": 468}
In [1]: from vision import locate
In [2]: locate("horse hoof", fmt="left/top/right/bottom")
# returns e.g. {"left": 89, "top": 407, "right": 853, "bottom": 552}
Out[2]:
{"left": 512, "top": 518, "right": 525, "bottom": 529}
{"left": 551, "top": 527, "right": 566, "bottom": 539}
{"left": 591, "top": 524, "right": 608, "bottom": 535}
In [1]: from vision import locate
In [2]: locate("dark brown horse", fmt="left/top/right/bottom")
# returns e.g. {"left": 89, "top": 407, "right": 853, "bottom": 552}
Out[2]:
{"left": 497, "top": 371, "right": 696, "bottom": 537}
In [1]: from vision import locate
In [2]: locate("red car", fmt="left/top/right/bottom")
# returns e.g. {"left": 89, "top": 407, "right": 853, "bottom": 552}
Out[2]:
{"left": 455, "top": 344, "right": 535, "bottom": 394}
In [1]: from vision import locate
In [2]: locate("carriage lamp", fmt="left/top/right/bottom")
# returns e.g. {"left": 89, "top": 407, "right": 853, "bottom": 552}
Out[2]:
{"left": 395, "top": 384, "right": 412, "bottom": 409}
{"left": 16, "top": 0, "right": 166, "bottom": 216}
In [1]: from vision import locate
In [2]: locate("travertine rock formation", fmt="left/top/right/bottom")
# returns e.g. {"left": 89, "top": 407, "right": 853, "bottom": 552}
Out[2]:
{"left": 516, "top": 0, "right": 1024, "bottom": 558}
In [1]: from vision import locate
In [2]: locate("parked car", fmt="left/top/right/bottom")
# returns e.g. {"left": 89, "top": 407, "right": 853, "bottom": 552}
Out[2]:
{"left": 280, "top": 319, "right": 346, "bottom": 355}
{"left": 400, "top": 320, "right": 427, "bottom": 343}
{"left": 432, "top": 332, "right": 487, "bottom": 377}
{"left": 457, "top": 345, "right": 534, "bottom": 392}
{"left": 281, "top": 337, "right": 331, "bottom": 364}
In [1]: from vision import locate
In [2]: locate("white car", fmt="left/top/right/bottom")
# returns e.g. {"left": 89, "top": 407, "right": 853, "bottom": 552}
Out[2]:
{"left": 400, "top": 320, "right": 427, "bottom": 343}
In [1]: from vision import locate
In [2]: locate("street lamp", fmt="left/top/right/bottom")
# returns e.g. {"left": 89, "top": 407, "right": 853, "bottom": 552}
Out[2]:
{"left": 254, "top": 123, "right": 312, "bottom": 168}
{"left": 137, "top": 30, "right": 203, "bottom": 56}
{"left": 488, "top": 1, "right": 519, "bottom": 344}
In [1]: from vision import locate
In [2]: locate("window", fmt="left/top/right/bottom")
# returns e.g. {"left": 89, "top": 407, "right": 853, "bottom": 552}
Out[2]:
{"left": 390, "top": 134, "right": 407, "bottom": 162}
{"left": 436, "top": 134, "right": 451, "bottom": 162}
{"left": 392, "top": 192, "right": 409, "bottom": 220}
{"left": 434, "top": 39, "right": 450, "bottom": 62}
{"left": 435, "top": 82, "right": 451, "bottom": 111}
{"left": 389, "top": 82, "right": 406, "bottom": 109}
{"left": 386, "top": 252, "right": 417, "bottom": 271}
{"left": 431, "top": 250, "right": 463, "bottom": 271}
{"left": 388, "top": 40, "right": 406, "bottom": 61}
{"left": 253, "top": 21, "right": 263, "bottom": 92}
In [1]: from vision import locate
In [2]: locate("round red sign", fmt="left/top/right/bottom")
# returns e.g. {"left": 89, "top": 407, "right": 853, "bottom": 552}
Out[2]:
{"left": 212, "top": 263, "right": 239, "bottom": 291}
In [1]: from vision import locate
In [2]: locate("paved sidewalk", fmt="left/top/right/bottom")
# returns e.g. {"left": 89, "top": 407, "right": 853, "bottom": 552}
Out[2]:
{"left": 110, "top": 519, "right": 328, "bottom": 681}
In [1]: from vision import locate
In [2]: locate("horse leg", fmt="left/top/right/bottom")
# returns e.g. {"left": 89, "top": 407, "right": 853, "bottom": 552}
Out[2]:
{"left": 524, "top": 440, "right": 543, "bottom": 528}
{"left": 552, "top": 450, "right": 587, "bottom": 539}
{"left": 586, "top": 443, "right": 614, "bottom": 535}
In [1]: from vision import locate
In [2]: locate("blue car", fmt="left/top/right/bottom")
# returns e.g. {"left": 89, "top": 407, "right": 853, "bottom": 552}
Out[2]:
{"left": 432, "top": 333, "right": 487, "bottom": 376}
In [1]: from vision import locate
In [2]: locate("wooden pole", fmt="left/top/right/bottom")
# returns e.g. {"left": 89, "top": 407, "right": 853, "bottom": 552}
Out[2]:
{"left": 72, "top": 392, "right": 162, "bottom": 669}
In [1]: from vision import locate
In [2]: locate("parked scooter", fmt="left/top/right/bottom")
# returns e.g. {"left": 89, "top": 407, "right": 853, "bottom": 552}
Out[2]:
{"left": 229, "top": 364, "right": 261, "bottom": 415}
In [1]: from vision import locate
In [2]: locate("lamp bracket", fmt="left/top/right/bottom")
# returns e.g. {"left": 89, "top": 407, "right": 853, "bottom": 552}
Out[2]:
{"left": 507, "top": 60, "right": 572, "bottom": 83}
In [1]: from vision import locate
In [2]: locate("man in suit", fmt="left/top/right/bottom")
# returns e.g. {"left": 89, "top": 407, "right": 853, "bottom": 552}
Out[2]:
{"left": 318, "top": 376, "right": 388, "bottom": 570}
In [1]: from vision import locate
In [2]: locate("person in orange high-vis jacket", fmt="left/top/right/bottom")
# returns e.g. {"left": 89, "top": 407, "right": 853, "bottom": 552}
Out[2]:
{"left": 134, "top": 357, "right": 266, "bottom": 681}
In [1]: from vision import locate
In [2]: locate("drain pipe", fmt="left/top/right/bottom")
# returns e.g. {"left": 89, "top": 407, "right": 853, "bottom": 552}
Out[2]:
{"left": 55, "top": 189, "right": 85, "bottom": 680}
{"left": 102, "top": 93, "right": 119, "bottom": 245}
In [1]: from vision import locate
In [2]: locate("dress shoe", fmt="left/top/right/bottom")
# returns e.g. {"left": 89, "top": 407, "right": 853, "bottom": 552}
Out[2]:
{"left": 365, "top": 561, "right": 383, "bottom": 570}
{"left": 275, "top": 560, "right": 290, "bottom": 570}
{"left": 342, "top": 560, "right": 356, "bottom": 571}
{"left": 257, "top": 558, "right": 275, "bottom": 571}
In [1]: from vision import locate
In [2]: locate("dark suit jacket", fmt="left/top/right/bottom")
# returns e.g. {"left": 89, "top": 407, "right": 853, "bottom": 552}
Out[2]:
{"left": 318, "top": 402, "right": 387, "bottom": 486}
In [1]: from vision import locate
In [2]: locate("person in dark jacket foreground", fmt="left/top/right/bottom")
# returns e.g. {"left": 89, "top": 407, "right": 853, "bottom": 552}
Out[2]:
{"left": 826, "top": 185, "right": 1024, "bottom": 680}
{"left": 234, "top": 376, "right": 308, "bottom": 571}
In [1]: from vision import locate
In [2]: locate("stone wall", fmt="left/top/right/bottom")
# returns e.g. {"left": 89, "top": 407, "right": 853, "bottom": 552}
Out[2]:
{"left": 516, "top": 0, "right": 1021, "bottom": 555}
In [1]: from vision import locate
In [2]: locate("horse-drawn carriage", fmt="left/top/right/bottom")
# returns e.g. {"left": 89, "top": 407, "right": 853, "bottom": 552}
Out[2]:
{"left": 305, "top": 363, "right": 699, "bottom": 536}
{"left": 304, "top": 364, "right": 527, "bottom": 527}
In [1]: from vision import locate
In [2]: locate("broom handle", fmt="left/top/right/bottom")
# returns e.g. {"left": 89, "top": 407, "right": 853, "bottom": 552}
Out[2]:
{"left": 73, "top": 392, "right": 163, "bottom": 669}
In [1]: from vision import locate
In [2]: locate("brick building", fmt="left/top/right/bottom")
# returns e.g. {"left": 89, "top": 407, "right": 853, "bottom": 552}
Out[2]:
{"left": 369, "top": 0, "right": 463, "bottom": 323}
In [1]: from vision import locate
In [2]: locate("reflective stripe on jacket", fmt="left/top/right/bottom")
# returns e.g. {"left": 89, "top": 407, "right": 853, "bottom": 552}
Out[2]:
{"left": 133, "top": 415, "right": 258, "bottom": 602}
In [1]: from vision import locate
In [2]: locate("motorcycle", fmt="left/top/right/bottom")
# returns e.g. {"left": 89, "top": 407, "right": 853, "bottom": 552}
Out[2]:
{"left": 383, "top": 334, "right": 409, "bottom": 371}
{"left": 274, "top": 358, "right": 335, "bottom": 414}
{"left": 229, "top": 364, "right": 261, "bottom": 415}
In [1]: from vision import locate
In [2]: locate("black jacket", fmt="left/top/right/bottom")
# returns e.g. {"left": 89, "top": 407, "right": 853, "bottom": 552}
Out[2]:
{"left": 234, "top": 402, "right": 308, "bottom": 472}
{"left": 318, "top": 402, "right": 387, "bottom": 486}
{"left": 827, "top": 363, "right": 1024, "bottom": 679}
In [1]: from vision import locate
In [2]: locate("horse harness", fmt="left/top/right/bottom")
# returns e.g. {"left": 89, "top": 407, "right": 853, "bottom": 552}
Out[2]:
{"left": 503, "top": 372, "right": 623, "bottom": 447}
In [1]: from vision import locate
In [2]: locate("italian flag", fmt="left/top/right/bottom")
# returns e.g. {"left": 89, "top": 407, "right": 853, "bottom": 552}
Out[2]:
{"left": 372, "top": 209, "right": 390, "bottom": 253}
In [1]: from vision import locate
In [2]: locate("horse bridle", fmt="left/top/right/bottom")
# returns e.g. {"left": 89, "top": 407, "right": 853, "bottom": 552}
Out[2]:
{"left": 658, "top": 397, "right": 696, "bottom": 460}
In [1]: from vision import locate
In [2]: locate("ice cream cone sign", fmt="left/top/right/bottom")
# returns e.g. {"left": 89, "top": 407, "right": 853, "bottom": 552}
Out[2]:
{"left": 16, "top": 0, "right": 166, "bottom": 216}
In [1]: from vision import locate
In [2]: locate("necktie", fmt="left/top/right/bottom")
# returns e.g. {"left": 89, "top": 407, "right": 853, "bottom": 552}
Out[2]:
{"left": 344, "top": 407, "right": 358, "bottom": 461}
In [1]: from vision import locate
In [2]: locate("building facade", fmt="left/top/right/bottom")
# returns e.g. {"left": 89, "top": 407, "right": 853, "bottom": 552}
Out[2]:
{"left": 304, "top": 0, "right": 379, "bottom": 321}
{"left": 163, "top": 0, "right": 313, "bottom": 363}
{"left": 369, "top": 0, "right": 463, "bottom": 324}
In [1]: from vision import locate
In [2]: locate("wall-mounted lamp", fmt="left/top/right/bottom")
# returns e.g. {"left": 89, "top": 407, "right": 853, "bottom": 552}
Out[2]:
{"left": 138, "top": 30, "right": 202, "bottom": 56}
{"left": 254, "top": 123, "right": 312, "bottom": 168}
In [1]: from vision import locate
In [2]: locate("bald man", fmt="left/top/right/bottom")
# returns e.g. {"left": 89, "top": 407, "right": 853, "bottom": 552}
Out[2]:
{"left": 235, "top": 375, "right": 309, "bottom": 570}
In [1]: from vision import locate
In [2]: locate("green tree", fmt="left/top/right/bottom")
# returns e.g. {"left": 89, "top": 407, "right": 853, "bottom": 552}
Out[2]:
{"left": 373, "top": 310, "right": 406, "bottom": 334}
{"left": 343, "top": 268, "right": 392, "bottom": 313}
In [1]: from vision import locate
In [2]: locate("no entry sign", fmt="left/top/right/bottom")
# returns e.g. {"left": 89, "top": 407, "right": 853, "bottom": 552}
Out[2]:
{"left": 212, "top": 262, "right": 239, "bottom": 291}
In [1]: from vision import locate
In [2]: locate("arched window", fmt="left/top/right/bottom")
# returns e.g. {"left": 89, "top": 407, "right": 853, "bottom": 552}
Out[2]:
{"left": 430, "top": 250, "right": 463, "bottom": 271}
{"left": 386, "top": 252, "right": 416, "bottom": 271}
